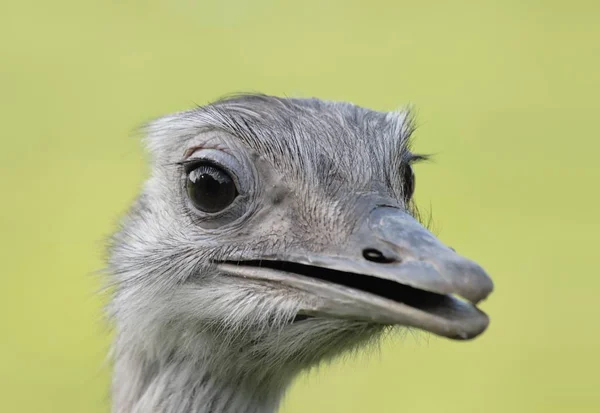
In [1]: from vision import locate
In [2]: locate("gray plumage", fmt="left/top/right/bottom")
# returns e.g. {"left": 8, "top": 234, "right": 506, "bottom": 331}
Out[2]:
{"left": 107, "top": 94, "right": 493, "bottom": 413}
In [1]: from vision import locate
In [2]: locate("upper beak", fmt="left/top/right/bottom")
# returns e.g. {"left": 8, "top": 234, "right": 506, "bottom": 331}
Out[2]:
{"left": 217, "top": 206, "right": 494, "bottom": 340}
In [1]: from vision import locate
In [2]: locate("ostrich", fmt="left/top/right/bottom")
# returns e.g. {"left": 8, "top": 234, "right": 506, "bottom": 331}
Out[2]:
{"left": 108, "top": 94, "right": 493, "bottom": 413}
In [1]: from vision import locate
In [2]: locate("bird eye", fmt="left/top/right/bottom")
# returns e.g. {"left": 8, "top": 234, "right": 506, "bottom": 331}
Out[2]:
{"left": 402, "top": 165, "right": 415, "bottom": 201}
{"left": 186, "top": 163, "right": 238, "bottom": 213}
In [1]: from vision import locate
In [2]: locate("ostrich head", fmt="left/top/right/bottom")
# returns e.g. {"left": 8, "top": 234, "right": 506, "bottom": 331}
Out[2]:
{"left": 108, "top": 94, "right": 493, "bottom": 413}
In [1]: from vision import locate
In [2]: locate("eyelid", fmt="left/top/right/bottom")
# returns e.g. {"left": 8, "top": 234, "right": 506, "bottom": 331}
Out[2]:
{"left": 178, "top": 158, "right": 219, "bottom": 174}
{"left": 183, "top": 144, "right": 233, "bottom": 159}
{"left": 179, "top": 148, "right": 248, "bottom": 194}
{"left": 181, "top": 148, "right": 241, "bottom": 167}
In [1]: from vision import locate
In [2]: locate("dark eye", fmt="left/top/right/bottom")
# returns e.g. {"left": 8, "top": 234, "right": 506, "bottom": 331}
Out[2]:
{"left": 402, "top": 164, "right": 415, "bottom": 201}
{"left": 186, "top": 163, "right": 238, "bottom": 213}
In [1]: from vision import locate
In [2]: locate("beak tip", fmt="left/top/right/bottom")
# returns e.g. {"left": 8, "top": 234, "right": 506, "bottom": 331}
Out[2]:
{"left": 449, "top": 310, "right": 490, "bottom": 341}
{"left": 452, "top": 260, "right": 494, "bottom": 304}
{"left": 471, "top": 277, "right": 494, "bottom": 305}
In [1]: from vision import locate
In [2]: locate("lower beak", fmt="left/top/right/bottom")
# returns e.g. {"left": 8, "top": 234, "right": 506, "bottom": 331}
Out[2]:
{"left": 217, "top": 206, "right": 494, "bottom": 340}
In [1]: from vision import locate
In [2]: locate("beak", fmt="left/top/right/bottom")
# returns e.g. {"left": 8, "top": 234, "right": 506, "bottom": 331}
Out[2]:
{"left": 217, "top": 206, "right": 494, "bottom": 340}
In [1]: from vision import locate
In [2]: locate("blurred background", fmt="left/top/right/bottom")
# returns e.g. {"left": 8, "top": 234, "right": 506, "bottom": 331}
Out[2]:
{"left": 1, "top": 1, "right": 598, "bottom": 412}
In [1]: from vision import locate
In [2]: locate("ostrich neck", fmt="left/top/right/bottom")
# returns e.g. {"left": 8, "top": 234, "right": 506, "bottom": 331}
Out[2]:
{"left": 112, "top": 341, "right": 291, "bottom": 413}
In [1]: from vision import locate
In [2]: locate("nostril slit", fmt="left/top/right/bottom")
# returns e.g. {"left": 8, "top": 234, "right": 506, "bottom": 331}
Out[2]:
{"left": 362, "top": 248, "right": 396, "bottom": 264}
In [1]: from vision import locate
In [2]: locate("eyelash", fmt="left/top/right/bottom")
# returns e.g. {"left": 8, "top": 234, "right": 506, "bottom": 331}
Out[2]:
{"left": 176, "top": 159, "right": 215, "bottom": 173}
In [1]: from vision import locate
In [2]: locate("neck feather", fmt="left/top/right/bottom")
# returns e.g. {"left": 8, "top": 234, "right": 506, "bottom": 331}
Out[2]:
{"left": 112, "top": 340, "right": 292, "bottom": 413}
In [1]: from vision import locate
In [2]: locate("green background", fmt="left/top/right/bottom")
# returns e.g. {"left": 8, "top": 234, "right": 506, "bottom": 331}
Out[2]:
{"left": 1, "top": 1, "right": 598, "bottom": 412}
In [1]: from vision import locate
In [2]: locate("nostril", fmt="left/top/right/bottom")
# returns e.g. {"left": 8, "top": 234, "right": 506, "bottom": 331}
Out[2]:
{"left": 362, "top": 248, "right": 396, "bottom": 264}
